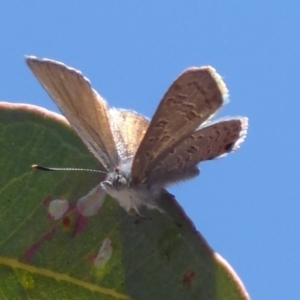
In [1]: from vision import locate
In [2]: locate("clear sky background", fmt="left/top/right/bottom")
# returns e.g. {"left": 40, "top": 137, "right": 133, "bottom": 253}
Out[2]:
{"left": 1, "top": 2, "right": 299, "bottom": 299}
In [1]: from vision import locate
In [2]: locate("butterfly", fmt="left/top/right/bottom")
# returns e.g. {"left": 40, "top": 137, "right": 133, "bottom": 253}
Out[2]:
{"left": 27, "top": 57, "right": 248, "bottom": 217}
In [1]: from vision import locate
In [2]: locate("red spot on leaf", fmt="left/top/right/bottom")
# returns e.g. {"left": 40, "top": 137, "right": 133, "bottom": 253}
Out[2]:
{"left": 85, "top": 254, "right": 97, "bottom": 266}
{"left": 182, "top": 270, "right": 195, "bottom": 287}
{"left": 62, "top": 215, "right": 71, "bottom": 229}
{"left": 23, "top": 227, "right": 56, "bottom": 262}
{"left": 59, "top": 207, "right": 89, "bottom": 236}
{"left": 23, "top": 242, "right": 40, "bottom": 262}
{"left": 61, "top": 210, "right": 78, "bottom": 233}
{"left": 42, "top": 196, "right": 51, "bottom": 207}
{"left": 73, "top": 214, "right": 89, "bottom": 237}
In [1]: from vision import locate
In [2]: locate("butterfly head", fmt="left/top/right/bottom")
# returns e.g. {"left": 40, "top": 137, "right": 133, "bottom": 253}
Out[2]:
{"left": 101, "top": 166, "right": 131, "bottom": 193}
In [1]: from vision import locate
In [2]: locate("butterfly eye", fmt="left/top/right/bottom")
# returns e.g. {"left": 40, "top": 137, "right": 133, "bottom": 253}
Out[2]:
{"left": 115, "top": 175, "right": 128, "bottom": 191}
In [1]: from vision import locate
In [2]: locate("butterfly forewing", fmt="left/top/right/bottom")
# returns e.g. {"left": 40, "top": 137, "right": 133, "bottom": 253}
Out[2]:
{"left": 146, "top": 118, "right": 248, "bottom": 186}
{"left": 26, "top": 57, "right": 118, "bottom": 171}
{"left": 109, "top": 109, "right": 149, "bottom": 161}
{"left": 131, "top": 67, "right": 228, "bottom": 184}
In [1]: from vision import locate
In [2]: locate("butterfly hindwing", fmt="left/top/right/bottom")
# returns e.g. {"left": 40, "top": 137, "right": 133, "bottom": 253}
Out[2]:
{"left": 109, "top": 108, "right": 149, "bottom": 161}
{"left": 145, "top": 118, "right": 248, "bottom": 186}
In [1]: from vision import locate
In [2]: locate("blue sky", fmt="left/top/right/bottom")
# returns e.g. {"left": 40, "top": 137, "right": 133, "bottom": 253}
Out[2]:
{"left": 1, "top": 2, "right": 299, "bottom": 299}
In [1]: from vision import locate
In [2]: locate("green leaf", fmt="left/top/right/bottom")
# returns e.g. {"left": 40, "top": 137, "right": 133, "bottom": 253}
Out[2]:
{"left": 0, "top": 102, "right": 250, "bottom": 300}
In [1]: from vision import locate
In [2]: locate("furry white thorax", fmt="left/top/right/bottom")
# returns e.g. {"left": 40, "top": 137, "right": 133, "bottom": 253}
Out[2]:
{"left": 100, "top": 160, "right": 162, "bottom": 216}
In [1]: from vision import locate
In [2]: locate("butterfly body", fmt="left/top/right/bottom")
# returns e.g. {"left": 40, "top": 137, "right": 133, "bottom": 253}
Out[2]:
{"left": 100, "top": 160, "right": 163, "bottom": 216}
{"left": 26, "top": 56, "right": 248, "bottom": 217}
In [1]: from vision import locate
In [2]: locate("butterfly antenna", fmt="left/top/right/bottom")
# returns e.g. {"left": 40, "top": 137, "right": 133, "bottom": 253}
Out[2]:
{"left": 31, "top": 164, "right": 108, "bottom": 175}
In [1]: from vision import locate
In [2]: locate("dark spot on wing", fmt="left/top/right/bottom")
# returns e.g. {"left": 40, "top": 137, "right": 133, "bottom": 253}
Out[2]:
{"left": 225, "top": 142, "right": 234, "bottom": 152}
